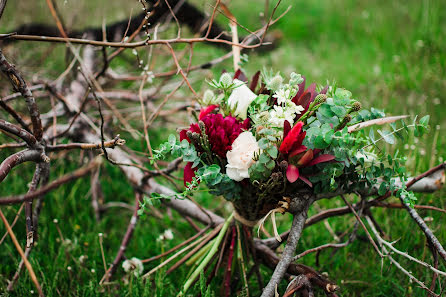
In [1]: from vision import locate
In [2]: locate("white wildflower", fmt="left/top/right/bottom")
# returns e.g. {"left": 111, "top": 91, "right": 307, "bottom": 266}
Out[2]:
{"left": 79, "top": 255, "right": 87, "bottom": 264}
{"left": 226, "top": 132, "right": 260, "bottom": 181}
{"left": 163, "top": 229, "right": 174, "bottom": 240}
{"left": 273, "top": 88, "right": 291, "bottom": 105}
{"left": 269, "top": 102, "right": 304, "bottom": 128}
{"left": 157, "top": 229, "right": 174, "bottom": 241}
{"left": 122, "top": 257, "right": 144, "bottom": 277}
{"left": 286, "top": 101, "right": 305, "bottom": 115}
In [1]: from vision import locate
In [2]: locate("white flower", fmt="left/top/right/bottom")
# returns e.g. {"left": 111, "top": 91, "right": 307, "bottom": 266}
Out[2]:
{"left": 226, "top": 132, "right": 260, "bottom": 181}
{"left": 273, "top": 88, "right": 291, "bottom": 105}
{"left": 157, "top": 229, "right": 174, "bottom": 241}
{"left": 227, "top": 79, "right": 257, "bottom": 119}
{"left": 269, "top": 102, "right": 304, "bottom": 128}
{"left": 163, "top": 229, "right": 174, "bottom": 240}
{"left": 122, "top": 257, "right": 144, "bottom": 277}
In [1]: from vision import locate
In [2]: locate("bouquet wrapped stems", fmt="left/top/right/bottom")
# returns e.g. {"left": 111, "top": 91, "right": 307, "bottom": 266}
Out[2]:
{"left": 146, "top": 211, "right": 267, "bottom": 297}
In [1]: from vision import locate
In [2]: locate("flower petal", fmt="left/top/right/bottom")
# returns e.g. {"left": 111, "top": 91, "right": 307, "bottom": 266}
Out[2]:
{"left": 286, "top": 165, "right": 300, "bottom": 183}
{"left": 283, "top": 120, "right": 292, "bottom": 139}
{"left": 234, "top": 69, "right": 248, "bottom": 82}
{"left": 289, "top": 145, "right": 307, "bottom": 158}
{"left": 249, "top": 71, "right": 261, "bottom": 92}
{"left": 297, "top": 149, "right": 314, "bottom": 166}
{"left": 280, "top": 121, "right": 304, "bottom": 154}
{"left": 183, "top": 162, "right": 197, "bottom": 187}
{"left": 306, "top": 154, "right": 336, "bottom": 166}
{"left": 199, "top": 104, "right": 218, "bottom": 120}
{"left": 299, "top": 175, "right": 313, "bottom": 187}
{"left": 227, "top": 80, "right": 257, "bottom": 119}
{"left": 180, "top": 129, "right": 189, "bottom": 142}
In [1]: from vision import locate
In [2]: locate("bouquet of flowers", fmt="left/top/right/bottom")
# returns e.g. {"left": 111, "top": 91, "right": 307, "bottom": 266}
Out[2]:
{"left": 151, "top": 69, "right": 428, "bottom": 224}
{"left": 146, "top": 69, "right": 430, "bottom": 296}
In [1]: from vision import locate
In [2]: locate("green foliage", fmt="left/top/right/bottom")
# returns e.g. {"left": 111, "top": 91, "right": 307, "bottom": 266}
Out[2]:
{"left": 152, "top": 135, "right": 200, "bottom": 167}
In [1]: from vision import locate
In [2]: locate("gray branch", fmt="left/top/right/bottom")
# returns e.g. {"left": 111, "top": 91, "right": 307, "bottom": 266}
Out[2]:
{"left": 260, "top": 202, "right": 310, "bottom": 297}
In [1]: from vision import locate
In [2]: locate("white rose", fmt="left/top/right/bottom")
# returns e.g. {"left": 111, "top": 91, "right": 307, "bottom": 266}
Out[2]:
{"left": 227, "top": 79, "right": 257, "bottom": 119}
{"left": 226, "top": 132, "right": 260, "bottom": 181}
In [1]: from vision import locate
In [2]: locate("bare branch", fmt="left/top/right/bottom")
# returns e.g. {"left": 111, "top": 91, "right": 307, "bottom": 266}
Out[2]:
{"left": 0, "top": 160, "right": 98, "bottom": 204}
{"left": 366, "top": 216, "right": 439, "bottom": 296}
{"left": 260, "top": 204, "right": 310, "bottom": 297}
{"left": 399, "top": 197, "right": 446, "bottom": 263}
{"left": 0, "top": 150, "right": 43, "bottom": 183}
{"left": 0, "top": 49, "right": 43, "bottom": 140}
{"left": 0, "top": 119, "right": 37, "bottom": 147}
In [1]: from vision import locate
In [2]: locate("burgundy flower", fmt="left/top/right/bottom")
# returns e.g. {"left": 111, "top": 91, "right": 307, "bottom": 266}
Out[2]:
{"left": 200, "top": 113, "right": 250, "bottom": 158}
{"left": 180, "top": 110, "right": 250, "bottom": 186}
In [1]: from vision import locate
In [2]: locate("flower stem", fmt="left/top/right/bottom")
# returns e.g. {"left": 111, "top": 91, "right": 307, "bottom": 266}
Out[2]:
{"left": 178, "top": 213, "right": 234, "bottom": 296}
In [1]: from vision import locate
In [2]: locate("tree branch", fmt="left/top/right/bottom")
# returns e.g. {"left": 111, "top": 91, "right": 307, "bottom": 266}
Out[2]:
{"left": 260, "top": 202, "right": 310, "bottom": 297}
{"left": 0, "top": 149, "right": 42, "bottom": 183}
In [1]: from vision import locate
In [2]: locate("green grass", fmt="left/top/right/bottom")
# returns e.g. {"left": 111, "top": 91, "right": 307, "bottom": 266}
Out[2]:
{"left": 1, "top": 0, "right": 446, "bottom": 296}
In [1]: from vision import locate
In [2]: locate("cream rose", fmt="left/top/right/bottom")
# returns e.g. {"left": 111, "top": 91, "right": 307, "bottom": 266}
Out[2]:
{"left": 226, "top": 131, "right": 260, "bottom": 181}
{"left": 227, "top": 79, "right": 257, "bottom": 119}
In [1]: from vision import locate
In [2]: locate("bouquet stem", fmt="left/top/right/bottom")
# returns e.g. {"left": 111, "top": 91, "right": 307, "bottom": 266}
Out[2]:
{"left": 178, "top": 213, "right": 234, "bottom": 296}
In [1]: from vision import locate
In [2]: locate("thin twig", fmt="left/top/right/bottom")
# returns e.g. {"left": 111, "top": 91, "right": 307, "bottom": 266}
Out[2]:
{"left": 340, "top": 195, "right": 383, "bottom": 258}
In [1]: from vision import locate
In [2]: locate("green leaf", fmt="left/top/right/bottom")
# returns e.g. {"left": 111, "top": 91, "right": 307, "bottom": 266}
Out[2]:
{"left": 331, "top": 105, "right": 346, "bottom": 117}
{"left": 318, "top": 104, "right": 334, "bottom": 118}
{"left": 419, "top": 115, "right": 430, "bottom": 127}
{"left": 335, "top": 88, "right": 352, "bottom": 100}
{"left": 314, "top": 135, "right": 329, "bottom": 149}
{"left": 258, "top": 138, "right": 269, "bottom": 149}
{"left": 259, "top": 153, "right": 270, "bottom": 164}
{"left": 266, "top": 159, "right": 276, "bottom": 170}
{"left": 378, "top": 182, "right": 388, "bottom": 196}
{"left": 266, "top": 146, "right": 278, "bottom": 158}
{"left": 168, "top": 134, "right": 177, "bottom": 146}
{"left": 377, "top": 129, "right": 395, "bottom": 144}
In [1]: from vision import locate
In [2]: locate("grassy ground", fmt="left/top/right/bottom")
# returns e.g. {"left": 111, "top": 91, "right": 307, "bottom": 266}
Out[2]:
{"left": 1, "top": 0, "right": 445, "bottom": 296}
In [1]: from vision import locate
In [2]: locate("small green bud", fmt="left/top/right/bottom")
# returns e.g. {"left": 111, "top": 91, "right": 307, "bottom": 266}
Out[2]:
{"left": 219, "top": 73, "right": 233, "bottom": 87}
{"left": 337, "top": 114, "right": 352, "bottom": 130}
{"left": 351, "top": 101, "right": 362, "bottom": 112}
{"left": 314, "top": 94, "right": 327, "bottom": 104}
{"left": 267, "top": 75, "right": 283, "bottom": 91}
{"left": 198, "top": 121, "right": 206, "bottom": 133}
{"left": 279, "top": 160, "right": 288, "bottom": 170}
{"left": 271, "top": 172, "right": 283, "bottom": 181}
{"left": 190, "top": 132, "right": 201, "bottom": 142}
{"left": 290, "top": 72, "right": 304, "bottom": 85}
{"left": 343, "top": 114, "right": 352, "bottom": 123}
